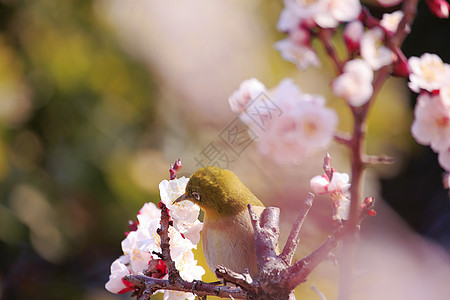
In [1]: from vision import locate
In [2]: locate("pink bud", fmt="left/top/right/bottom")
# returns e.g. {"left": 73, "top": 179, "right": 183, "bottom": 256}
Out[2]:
{"left": 344, "top": 21, "right": 364, "bottom": 54}
{"left": 364, "top": 197, "right": 374, "bottom": 205}
{"left": 169, "top": 158, "right": 182, "bottom": 179}
{"left": 426, "top": 0, "right": 450, "bottom": 18}
{"left": 392, "top": 50, "right": 410, "bottom": 77}
{"left": 289, "top": 27, "right": 311, "bottom": 47}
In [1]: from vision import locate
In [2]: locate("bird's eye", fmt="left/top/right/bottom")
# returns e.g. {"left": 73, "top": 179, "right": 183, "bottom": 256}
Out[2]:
{"left": 192, "top": 192, "right": 201, "bottom": 201}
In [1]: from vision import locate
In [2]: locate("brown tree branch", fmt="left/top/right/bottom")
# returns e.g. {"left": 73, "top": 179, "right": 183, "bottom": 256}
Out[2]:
{"left": 317, "top": 28, "right": 344, "bottom": 74}
{"left": 337, "top": 2, "right": 419, "bottom": 298}
{"left": 157, "top": 203, "right": 181, "bottom": 284}
{"left": 215, "top": 265, "right": 255, "bottom": 292}
{"left": 284, "top": 225, "right": 344, "bottom": 290}
{"left": 125, "top": 274, "right": 248, "bottom": 299}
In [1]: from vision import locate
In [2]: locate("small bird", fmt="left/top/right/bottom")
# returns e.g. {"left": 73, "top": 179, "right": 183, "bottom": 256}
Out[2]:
{"left": 174, "top": 166, "right": 265, "bottom": 277}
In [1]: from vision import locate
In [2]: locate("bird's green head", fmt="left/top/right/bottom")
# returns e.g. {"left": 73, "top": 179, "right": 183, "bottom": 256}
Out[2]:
{"left": 174, "top": 166, "right": 263, "bottom": 218}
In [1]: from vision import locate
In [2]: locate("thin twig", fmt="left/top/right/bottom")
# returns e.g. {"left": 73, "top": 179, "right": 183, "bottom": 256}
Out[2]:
{"left": 284, "top": 225, "right": 344, "bottom": 290}
{"left": 279, "top": 193, "right": 314, "bottom": 265}
{"left": 312, "top": 285, "right": 328, "bottom": 300}
{"left": 333, "top": 131, "right": 352, "bottom": 146}
{"left": 317, "top": 28, "right": 344, "bottom": 73}
{"left": 363, "top": 154, "right": 395, "bottom": 165}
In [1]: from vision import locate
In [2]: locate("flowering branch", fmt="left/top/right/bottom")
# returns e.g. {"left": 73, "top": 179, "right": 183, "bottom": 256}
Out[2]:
{"left": 339, "top": 1, "right": 420, "bottom": 298}
{"left": 106, "top": 0, "right": 450, "bottom": 299}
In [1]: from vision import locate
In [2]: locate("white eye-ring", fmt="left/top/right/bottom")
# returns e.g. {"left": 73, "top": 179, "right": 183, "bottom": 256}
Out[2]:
{"left": 192, "top": 192, "right": 200, "bottom": 201}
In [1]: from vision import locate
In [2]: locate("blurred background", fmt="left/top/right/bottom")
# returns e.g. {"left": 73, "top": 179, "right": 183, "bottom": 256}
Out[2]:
{"left": 0, "top": 0, "right": 449, "bottom": 299}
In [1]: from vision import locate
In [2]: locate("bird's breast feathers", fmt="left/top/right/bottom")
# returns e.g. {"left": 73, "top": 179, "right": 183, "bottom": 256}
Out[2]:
{"left": 202, "top": 206, "right": 265, "bottom": 276}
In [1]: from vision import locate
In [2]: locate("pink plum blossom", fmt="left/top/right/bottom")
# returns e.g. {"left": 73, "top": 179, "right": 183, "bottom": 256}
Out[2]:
{"left": 332, "top": 59, "right": 374, "bottom": 106}
{"left": 256, "top": 80, "right": 337, "bottom": 164}
{"left": 228, "top": 78, "right": 266, "bottom": 113}
{"left": 411, "top": 93, "right": 450, "bottom": 153}
{"left": 361, "top": 27, "right": 394, "bottom": 70}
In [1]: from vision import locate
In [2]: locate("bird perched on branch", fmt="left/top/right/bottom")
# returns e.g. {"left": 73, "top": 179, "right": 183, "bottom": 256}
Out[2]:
{"left": 174, "top": 166, "right": 265, "bottom": 277}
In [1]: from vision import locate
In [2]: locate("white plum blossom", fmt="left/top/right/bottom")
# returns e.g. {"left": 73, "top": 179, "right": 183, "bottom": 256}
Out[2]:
{"left": 361, "top": 27, "right": 394, "bottom": 70}
{"left": 281, "top": 0, "right": 361, "bottom": 29}
{"left": 314, "top": 0, "right": 362, "bottom": 28}
{"left": 159, "top": 177, "right": 203, "bottom": 244}
{"left": 332, "top": 59, "right": 374, "bottom": 106}
{"left": 411, "top": 93, "right": 450, "bottom": 153}
{"left": 310, "top": 171, "right": 351, "bottom": 220}
{"left": 105, "top": 255, "right": 134, "bottom": 294}
{"left": 256, "top": 80, "right": 337, "bottom": 164}
{"left": 440, "top": 80, "right": 450, "bottom": 105}
{"left": 344, "top": 20, "right": 364, "bottom": 53}
{"left": 275, "top": 38, "right": 321, "bottom": 70}
{"left": 408, "top": 53, "right": 450, "bottom": 93}
{"left": 229, "top": 79, "right": 338, "bottom": 164}
{"left": 380, "top": 11, "right": 405, "bottom": 35}
{"left": 228, "top": 78, "right": 266, "bottom": 114}
{"left": 282, "top": 0, "right": 324, "bottom": 23}
{"left": 277, "top": 6, "right": 302, "bottom": 32}
{"left": 106, "top": 178, "right": 205, "bottom": 299}
{"left": 310, "top": 175, "right": 329, "bottom": 194}
{"left": 327, "top": 172, "right": 351, "bottom": 194}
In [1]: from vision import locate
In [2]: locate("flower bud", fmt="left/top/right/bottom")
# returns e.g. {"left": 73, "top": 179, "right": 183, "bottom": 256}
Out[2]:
{"left": 426, "top": 0, "right": 450, "bottom": 18}
{"left": 392, "top": 50, "right": 410, "bottom": 77}
{"left": 344, "top": 21, "right": 364, "bottom": 54}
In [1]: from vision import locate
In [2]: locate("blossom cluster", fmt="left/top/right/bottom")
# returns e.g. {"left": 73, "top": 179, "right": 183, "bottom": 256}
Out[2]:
{"left": 105, "top": 177, "right": 205, "bottom": 300}
{"left": 229, "top": 78, "right": 338, "bottom": 164}
{"left": 408, "top": 53, "right": 450, "bottom": 171}
{"left": 230, "top": 0, "right": 450, "bottom": 175}
{"left": 310, "top": 171, "right": 351, "bottom": 221}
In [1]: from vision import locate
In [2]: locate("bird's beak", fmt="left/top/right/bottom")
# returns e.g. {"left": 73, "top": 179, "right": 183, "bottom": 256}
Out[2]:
{"left": 173, "top": 193, "right": 191, "bottom": 204}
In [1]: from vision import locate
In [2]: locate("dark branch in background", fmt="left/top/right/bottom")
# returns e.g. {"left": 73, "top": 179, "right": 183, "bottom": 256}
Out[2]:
{"left": 338, "top": 1, "right": 419, "bottom": 299}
